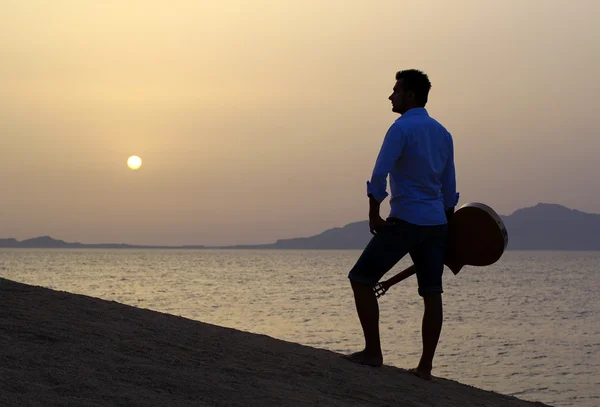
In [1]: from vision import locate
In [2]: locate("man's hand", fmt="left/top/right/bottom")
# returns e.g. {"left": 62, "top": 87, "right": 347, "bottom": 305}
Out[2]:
{"left": 367, "top": 194, "right": 389, "bottom": 235}
{"left": 369, "top": 214, "right": 390, "bottom": 235}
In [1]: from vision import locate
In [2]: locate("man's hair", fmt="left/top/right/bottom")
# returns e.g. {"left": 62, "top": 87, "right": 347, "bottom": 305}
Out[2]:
{"left": 395, "top": 69, "right": 431, "bottom": 107}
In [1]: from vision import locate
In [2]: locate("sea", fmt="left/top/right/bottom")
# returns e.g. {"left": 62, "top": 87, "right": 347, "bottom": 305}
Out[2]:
{"left": 1, "top": 249, "right": 598, "bottom": 407}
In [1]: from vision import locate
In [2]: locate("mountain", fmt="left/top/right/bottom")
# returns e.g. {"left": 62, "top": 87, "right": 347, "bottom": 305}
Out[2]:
{"left": 222, "top": 203, "right": 600, "bottom": 250}
{"left": 2, "top": 203, "right": 600, "bottom": 250}
{"left": 0, "top": 236, "right": 204, "bottom": 249}
{"left": 220, "top": 221, "right": 372, "bottom": 250}
{"left": 500, "top": 203, "right": 600, "bottom": 250}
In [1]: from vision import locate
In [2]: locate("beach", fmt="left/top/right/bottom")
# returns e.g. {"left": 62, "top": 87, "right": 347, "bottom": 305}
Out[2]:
{"left": 0, "top": 277, "right": 550, "bottom": 406}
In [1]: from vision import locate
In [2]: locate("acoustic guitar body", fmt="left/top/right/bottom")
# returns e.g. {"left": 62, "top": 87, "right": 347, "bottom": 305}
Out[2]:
{"left": 445, "top": 202, "right": 508, "bottom": 275}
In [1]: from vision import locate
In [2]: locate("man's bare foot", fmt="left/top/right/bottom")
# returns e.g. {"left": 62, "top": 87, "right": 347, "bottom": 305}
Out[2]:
{"left": 342, "top": 350, "right": 383, "bottom": 367}
{"left": 408, "top": 367, "right": 432, "bottom": 381}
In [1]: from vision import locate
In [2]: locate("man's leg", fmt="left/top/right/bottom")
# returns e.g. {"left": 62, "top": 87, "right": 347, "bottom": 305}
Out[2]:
{"left": 409, "top": 224, "right": 447, "bottom": 379}
{"left": 345, "top": 280, "right": 383, "bottom": 366}
{"left": 345, "top": 222, "right": 415, "bottom": 366}
{"left": 415, "top": 292, "right": 443, "bottom": 379}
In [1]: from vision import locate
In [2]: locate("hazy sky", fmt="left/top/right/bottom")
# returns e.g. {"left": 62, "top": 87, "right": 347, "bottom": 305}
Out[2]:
{"left": 2, "top": 0, "right": 600, "bottom": 246}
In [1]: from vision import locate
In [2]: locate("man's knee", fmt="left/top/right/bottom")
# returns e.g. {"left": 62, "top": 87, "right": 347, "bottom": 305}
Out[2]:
{"left": 350, "top": 279, "right": 372, "bottom": 292}
{"left": 422, "top": 291, "right": 442, "bottom": 305}
{"left": 418, "top": 285, "right": 443, "bottom": 297}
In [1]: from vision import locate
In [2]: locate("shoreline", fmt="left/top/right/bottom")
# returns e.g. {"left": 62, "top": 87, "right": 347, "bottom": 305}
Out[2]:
{"left": 0, "top": 278, "right": 551, "bottom": 406}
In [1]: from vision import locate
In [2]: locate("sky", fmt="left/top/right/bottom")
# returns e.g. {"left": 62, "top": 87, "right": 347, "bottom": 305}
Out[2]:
{"left": 2, "top": 0, "right": 600, "bottom": 246}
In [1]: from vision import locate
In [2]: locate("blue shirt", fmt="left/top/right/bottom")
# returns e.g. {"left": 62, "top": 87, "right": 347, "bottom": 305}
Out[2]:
{"left": 366, "top": 108, "right": 459, "bottom": 225}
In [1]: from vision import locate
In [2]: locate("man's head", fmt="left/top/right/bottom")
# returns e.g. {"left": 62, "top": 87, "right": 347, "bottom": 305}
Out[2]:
{"left": 389, "top": 69, "right": 432, "bottom": 114}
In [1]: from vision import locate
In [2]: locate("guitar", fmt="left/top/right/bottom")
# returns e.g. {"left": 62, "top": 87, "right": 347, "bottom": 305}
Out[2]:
{"left": 373, "top": 202, "right": 508, "bottom": 298}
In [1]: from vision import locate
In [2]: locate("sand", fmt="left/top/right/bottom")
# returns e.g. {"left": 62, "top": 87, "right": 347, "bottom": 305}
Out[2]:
{"left": 0, "top": 278, "right": 551, "bottom": 407}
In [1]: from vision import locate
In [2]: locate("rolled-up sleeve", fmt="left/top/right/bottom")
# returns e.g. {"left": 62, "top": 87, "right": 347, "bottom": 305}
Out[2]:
{"left": 441, "top": 136, "right": 459, "bottom": 209}
{"left": 366, "top": 124, "right": 405, "bottom": 202}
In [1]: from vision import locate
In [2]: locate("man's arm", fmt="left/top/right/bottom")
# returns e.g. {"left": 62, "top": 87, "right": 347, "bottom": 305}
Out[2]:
{"left": 366, "top": 124, "right": 405, "bottom": 233}
{"left": 440, "top": 135, "right": 459, "bottom": 214}
{"left": 368, "top": 195, "right": 381, "bottom": 218}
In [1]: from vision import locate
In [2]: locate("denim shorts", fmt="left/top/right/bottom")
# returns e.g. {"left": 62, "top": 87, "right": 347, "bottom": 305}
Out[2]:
{"left": 347, "top": 217, "right": 448, "bottom": 297}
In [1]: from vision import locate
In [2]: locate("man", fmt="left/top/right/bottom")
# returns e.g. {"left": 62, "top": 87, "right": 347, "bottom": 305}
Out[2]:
{"left": 344, "top": 69, "right": 458, "bottom": 380}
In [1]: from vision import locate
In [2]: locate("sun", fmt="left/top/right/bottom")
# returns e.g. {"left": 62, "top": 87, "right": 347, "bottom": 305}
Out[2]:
{"left": 127, "top": 155, "right": 142, "bottom": 170}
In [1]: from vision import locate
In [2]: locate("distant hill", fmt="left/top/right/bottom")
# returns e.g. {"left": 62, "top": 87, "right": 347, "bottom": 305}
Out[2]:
{"left": 220, "top": 203, "right": 600, "bottom": 250}
{"left": 220, "top": 221, "right": 371, "bottom": 250}
{"left": 2, "top": 203, "right": 600, "bottom": 250}
{"left": 0, "top": 236, "right": 204, "bottom": 250}
{"left": 500, "top": 203, "right": 600, "bottom": 250}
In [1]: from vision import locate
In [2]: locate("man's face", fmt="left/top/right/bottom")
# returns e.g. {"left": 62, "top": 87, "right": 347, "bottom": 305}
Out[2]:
{"left": 388, "top": 79, "right": 413, "bottom": 114}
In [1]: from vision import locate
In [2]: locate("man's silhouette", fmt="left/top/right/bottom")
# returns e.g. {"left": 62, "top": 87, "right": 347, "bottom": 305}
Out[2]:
{"left": 344, "top": 69, "right": 458, "bottom": 380}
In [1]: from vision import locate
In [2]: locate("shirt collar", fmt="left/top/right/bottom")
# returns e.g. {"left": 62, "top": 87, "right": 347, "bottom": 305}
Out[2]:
{"left": 395, "top": 107, "right": 429, "bottom": 121}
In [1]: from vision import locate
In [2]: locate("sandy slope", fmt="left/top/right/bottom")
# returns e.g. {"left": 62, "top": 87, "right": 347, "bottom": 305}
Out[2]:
{"left": 0, "top": 278, "right": 550, "bottom": 407}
